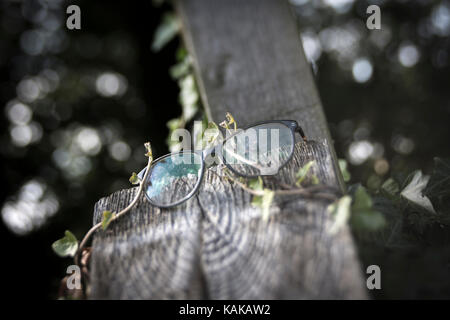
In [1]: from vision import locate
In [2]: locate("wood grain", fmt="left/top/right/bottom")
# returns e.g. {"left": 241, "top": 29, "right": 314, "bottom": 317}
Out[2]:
{"left": 90, "top": 141, "right": 367, "bottom": 299}
{"left": 89, "top": 0, "right": 367, "bottom": 299}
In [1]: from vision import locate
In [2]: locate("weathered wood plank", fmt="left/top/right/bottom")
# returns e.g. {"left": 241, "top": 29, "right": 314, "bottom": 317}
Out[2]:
{"left": 90, "top": 188, "right": 205, "bottom": 299}
{"left": 89, "top": 0, "right": 367, "bottom": 299}
{"left": 176, "top": 0, "right": 345, "bottom": 190}
{"left": 90, "top": 141, "right": 366, "bottom": 299}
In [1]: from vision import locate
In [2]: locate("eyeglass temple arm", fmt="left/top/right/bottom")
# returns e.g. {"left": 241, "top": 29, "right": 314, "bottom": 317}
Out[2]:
{"left": 296, "top": 125, "right": 307, "bottom": 141}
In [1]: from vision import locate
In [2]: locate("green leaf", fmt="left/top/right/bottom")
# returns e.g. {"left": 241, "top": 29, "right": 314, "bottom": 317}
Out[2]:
{"left": 52, "top": 230, "right": 78, "bottom": 257}
{"left": 381, "top": 178, "right": 400, "bottom": 198}
{"left": 169, "top": 56, "right": 191, "bottom": 80}
{"left": 400, "top": 170, "right": 436, "bottom": 214}
{"left": 295, "top": 160, "right": 315, "bottom": 186}
{"left": 129, "top": 172, "right": 139, "bottom": 185}
{"left": 350, "top": 186, "right": 386, "bottom": 232}
{"left": 423, "top": 158, "right": 450, "bottom": 214}
{"left": 261, "top": 189, "right": 275, "bottom": 221}
{"left": 328, "top": 195, "right": 352, "bottom": 234}
{"left": 352, "top": 185, "right": 373, "bottom": 211}
{"left": 251, "top": 194, "right": 263, "bottom": 207}
{"left": 219, "top": 112, "right": 237, "bottom": 131}
{"left": 248, "top": 177, "right": 263, "bottom": 191}
{"left": 167, "top": 118, "right": 182, "bottom": 131}
{"left": 151, "top": 13, "right": 179, "bottom": 52}
{"left": 179, "top": 74, "right": 199, "bottom": 122}
{"left": 424, "top": 158, "right": 450, "bottom": 197}
{"left": 202, "top": 121, "right": 221, "bottom": 149}
{"left": 176, "top": 46, "right": 188, "bottom": 62}
{"left": 101, "top": 210, "right": 116, "bottom": 230}
{"left": 338, "top": 159, "right": 351, "bottom": 182}
{"left": 252, "top": 189, "right": 274, "bottom": 221}
{"left": 166, "top": 118, "right": 184, "bottom": 152}
{"left": 351, "top": 209, "right": 386, "bottom": 231}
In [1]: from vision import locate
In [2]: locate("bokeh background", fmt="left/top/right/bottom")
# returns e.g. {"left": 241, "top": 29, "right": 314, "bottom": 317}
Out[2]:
{"left": 1, "top": 0, "right": 449, "bottom": 298}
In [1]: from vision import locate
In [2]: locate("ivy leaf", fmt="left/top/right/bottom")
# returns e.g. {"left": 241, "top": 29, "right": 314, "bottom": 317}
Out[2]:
{"left": 129, "top": 172, "right": 139, "bottom": 185}
{"left": 296, "top": 160, "right": 315, "bottom": 186}
{"left": 252, "top": 189, "right": 275, "bottom": 221}
{"left": 219, "top": 112, "right": 237, "bottom": 131}
{"left": 52, "top": 230, "right": 78, "bottom": 257}
{"left": 328, "top": 195, "right": 352, "bottom": 234}
{"left": 251, "top": 194, "right": 263, "bottom": 207}
{"left": 179, "top": 74, "right": 198, "bottom": 122}
{"left": 400, "top": 170, "right": 436, "bottom": 214}
{"left": 170, "top": 55, "right": 191, "bottom": 80}
{"left": 225, "top": 112, "right": 236, "bottom": 131}
{"left": 167, "top": 118, "right": 182, "bottom": 131}
{"left": 166, "top": 118, "right": 183, "bottom": 152}
{"left": 249, "top": 176, "right": 274, "bottom": 221}
{"left": 351, "top": 209, "right": 387, "bottom": 231}
{"left": 101, "top": 210, "right": 116, "bottom": 230}
{"left": 381, "top": 178, "right": 400, "bottom": 198}
{"left": 202, "top": 121, "right": 221, "bottom": 149}
{"left": 151, "top": 13, "right": 179, "bottom": 52}
{"left": 424, "top": 158, "right": 450, "bottom": 197}
{"left": 176, "top": 46, "right": 188, "bottom": 62}
{"left": 261, "top": 189, "right": 275, "bottom": 221}
{"left": 351, "top": 186, "right": 386, "bottom": 231}
{"left": 338, "top": 159, "right": 351, "bottom": 182}
{"left": 423, "top": 158, "right": 450, "bottom": 214}
{"left": 248, "top": 177, "right": 263, "bottom": 191}
{"left": 352, "top": 185, "right": 373, "bottom": 211}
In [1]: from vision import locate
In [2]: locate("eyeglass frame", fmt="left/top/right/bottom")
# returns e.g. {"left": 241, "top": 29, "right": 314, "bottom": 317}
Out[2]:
{"left": 137, "top": 119, "right": 307, "bottom": 208}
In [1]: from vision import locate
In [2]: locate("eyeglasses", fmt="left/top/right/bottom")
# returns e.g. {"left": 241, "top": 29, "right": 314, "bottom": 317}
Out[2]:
{"left": 137, "top": 120, "right": 306, "bottom": 208}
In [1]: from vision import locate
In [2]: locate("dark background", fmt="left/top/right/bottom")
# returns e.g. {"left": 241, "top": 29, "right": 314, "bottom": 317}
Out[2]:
{"left": 1, "top": 0, "right": 449, "bottom": 299}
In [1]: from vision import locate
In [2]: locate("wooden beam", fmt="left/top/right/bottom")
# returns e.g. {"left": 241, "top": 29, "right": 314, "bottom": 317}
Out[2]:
{"left": 89, "top": 0, "right": 367, "bottom": 299}
{"left": 176, "top": 0, "right": 345, "bottom": 191}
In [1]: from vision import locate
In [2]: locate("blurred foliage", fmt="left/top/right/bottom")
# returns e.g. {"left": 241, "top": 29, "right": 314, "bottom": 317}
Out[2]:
{"left": 0, "top": 0, "right": 449, "bottom": 299}
{"left": 351, "top": 185, "right": 387, "bottom": 231}
{"left": 424, "top": 157, "right": 450, "bottom": 214}
{"left": 351, "top": 157, "right": 450, "bottom": 298}
{"left": 290, "top": 0, "right": 450, "bottom": 299}
{"left": 0, "top": 0, "right": 180, "bottom": 298}
{"left": 151, "top": 13, "right": 179, "bottom": 52}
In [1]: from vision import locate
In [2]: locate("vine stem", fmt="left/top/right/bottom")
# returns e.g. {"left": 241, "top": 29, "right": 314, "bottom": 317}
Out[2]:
{"left": 219, "top": 169, "right": 338, "bottom": 201}
{"left": 74, "top": 150, "right": 153, "bottom": 267}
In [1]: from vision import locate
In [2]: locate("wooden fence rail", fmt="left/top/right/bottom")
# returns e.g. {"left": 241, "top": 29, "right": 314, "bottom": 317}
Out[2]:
{"left": 89, "top": 0, "right": 367, "bottom": 299}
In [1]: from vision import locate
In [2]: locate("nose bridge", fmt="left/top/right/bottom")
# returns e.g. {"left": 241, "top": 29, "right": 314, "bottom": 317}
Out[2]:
{"left": 202, "top": 145, "right": 215, "bottom": 158}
